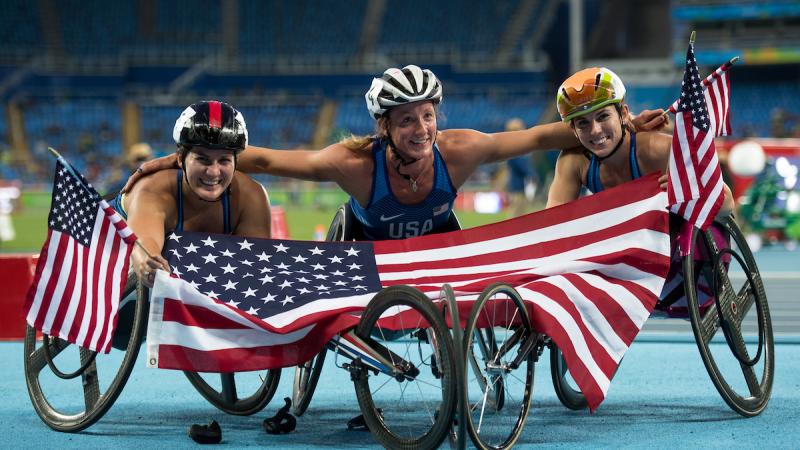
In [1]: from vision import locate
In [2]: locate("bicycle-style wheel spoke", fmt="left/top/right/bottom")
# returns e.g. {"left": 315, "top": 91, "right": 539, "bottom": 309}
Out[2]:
{"left": 80, "top": 348, "right": 101, "bottom": 411}
{"left": 27, "top": 338, "right": 71, "bottom": 376}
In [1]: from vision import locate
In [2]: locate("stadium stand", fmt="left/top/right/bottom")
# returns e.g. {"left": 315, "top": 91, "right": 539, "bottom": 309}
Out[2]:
{"left": 1, "top": 1, "right": 799, "bottom": 188}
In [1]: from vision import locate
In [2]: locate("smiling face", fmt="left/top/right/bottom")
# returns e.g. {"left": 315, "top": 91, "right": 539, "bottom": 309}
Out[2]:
{"left": 386, "top": 101, "right": 438, "bottom": 161}
{"left": 179, "top": 146, "right": 236, "bottom": 201}
{"left": 571, "top": 104, "right": 628, "bottom": 157}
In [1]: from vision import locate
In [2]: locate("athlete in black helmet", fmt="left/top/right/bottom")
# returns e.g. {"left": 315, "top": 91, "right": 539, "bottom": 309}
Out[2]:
{"left": 112, "top": 100, "right": 271, "bottom": 287}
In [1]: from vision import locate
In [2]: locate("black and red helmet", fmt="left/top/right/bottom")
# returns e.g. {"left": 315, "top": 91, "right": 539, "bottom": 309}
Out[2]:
{"left": 172, "top": 100, "right": 248, "bottom": 152}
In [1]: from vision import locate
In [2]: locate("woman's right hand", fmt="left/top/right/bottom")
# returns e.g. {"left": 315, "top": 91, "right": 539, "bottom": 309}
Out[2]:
{"left": 132, "top": 244, "right": 171, "bottom": 288}
{"left": 121, "top": 153, "right": 179, "bottom": 193}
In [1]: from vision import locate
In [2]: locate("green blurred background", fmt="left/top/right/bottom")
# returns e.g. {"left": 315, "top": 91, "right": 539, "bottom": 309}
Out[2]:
{"left": 0, "top": 188, "right": 509, "bottom": 253}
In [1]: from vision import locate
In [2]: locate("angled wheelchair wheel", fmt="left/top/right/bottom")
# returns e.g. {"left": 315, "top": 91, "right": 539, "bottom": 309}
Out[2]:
{"left": 464, "top": 283, "right": 537, "bottom": 450}
{"left": 684, "top": 216, "right": 774, "bottom": 417}
{"left": 549, "top": 345, "right": 588, "bottom": 410}
{"left": 291, "top": 349, "right": 326, "bottom": 416}
{"left": 24, "top": 275, "right": 147, "bottom": 432}
{"left": 353, "top": 285, "right": 457, "bottom": 450}
{"left": 184, "top": 369, "right": 281, "bottom": 416}
{"left": 289, "top": 204, "right": 355, "bottom": 416}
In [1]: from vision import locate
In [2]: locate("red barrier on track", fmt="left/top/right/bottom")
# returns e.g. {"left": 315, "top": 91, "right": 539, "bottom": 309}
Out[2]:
{"left": 0, "top": 253, "right": 37, "bottom": 340}
{"left": 271, "top": 206, "right": 290, "bottom": 239}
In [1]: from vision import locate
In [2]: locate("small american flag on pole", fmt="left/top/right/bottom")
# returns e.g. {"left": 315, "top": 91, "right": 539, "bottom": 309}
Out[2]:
{"left": 147, "top": 174, "right": 671, "bottom": 411}
{"left": 667, "top": 36, "right": 727, "bottom": 231}
{"left": 25, "top": 157, "right": 137, "bottom": 353}
{"left": 668, "top": 57, "right": 734, "bottom": 137}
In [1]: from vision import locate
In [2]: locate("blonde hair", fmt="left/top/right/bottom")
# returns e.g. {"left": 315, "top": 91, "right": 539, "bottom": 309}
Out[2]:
{"left": 339, "top": 116, "right": 390, "bottom": 151}
{"left": 338, "top": 104, "right": 443, "bottom": 151}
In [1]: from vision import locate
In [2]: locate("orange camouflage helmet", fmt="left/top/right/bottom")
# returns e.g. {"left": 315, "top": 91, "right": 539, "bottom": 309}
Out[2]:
{"left": 556, "top": 67, "right": 626, "bottom": 122}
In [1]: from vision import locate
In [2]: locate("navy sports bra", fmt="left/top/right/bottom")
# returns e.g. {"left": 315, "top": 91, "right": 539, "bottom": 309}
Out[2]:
{"left": 111, "top": 170, "right": 232, "bottom": 233}
{"left": 349, "top": 138, "right": 457, "bottom": 240}
{"left": 585, "top": 133, "right": 641, "bottom": 193}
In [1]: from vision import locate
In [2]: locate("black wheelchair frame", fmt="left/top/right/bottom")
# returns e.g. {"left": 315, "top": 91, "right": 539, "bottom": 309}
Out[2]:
{"left": 549, "top": 215, "right": 774, "bottom": 417}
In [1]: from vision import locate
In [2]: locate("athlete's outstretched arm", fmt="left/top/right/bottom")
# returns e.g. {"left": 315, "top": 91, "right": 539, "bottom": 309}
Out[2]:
{"left": 124, "top": 178, "right": 173, "bottom": 287}
{"left": 123, "top": 143, "right": 350, "bottom": 192}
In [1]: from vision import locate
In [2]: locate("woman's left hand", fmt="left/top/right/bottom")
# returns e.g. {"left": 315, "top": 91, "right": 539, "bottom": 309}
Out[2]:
{"left": 630, "top": 109, "right": 669, "bottom": 132}
{"left": 658, "top": 173, "right": 669, "bottom": 191}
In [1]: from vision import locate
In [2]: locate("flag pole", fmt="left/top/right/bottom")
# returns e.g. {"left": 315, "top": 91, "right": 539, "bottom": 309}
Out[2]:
{"left": 47, "top": 147, "right": 155, "bottom": 259}
{"left": 660, "top": 31, "right": 738, "bottom": 117}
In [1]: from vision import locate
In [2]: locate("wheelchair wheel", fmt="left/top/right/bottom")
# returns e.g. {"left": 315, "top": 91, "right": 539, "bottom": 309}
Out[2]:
{"left": 440, "top": 284, "right": 467, "bottom": 449}
{"left": 463, "top": 283, "right": 537, "bottom": 450}
{"left": 353, "top": 285, "right": 457, "bottom": 450}
{"left": 24, "top": 275, "right": 147, "bottom": 432}
{"left": 289, "top": 203, "right": 352, "bottom": 416}
{"left": 183, "top": 369, "right": 280, "bottom": 416}
{"left": 291, "top": 349, "right": 326, "bottom": 416}
{"left": 549, "top": 345, "right": 588, "bottom": 410}
{"left": 684, "top": 216, "right": 774, "bottom": 417}
{"left": 325, "top": 205, "right": 348, "bottom": 241}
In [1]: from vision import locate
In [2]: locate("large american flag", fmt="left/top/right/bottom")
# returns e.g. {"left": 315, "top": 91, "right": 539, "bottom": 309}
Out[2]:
{"left": 25, "top": 159, "right": 137, "bottom": 353}
{"left": 147, "top": 174, "right": 671, "bottom": 411}
{"left": 667, "top": 40, "right": 729, "bottom": 231}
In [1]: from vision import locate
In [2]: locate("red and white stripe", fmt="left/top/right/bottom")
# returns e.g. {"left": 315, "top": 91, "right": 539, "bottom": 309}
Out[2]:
{"left": 372, "top": 174, "right": 671, "bottom": 411}
{"left": 25, "top": 201, "right": 136, "bottom": 353}
{"left": 668, "top": 60, "right": 733, "bottom": 137}
{"left": 148, "top": 175, "right": 670, "bottom": 410}
{"left": 668, "top": 59, "right": 730, "bottom": 231}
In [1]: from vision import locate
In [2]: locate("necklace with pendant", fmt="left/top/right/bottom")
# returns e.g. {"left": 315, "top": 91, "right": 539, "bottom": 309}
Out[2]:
{"left": 391, "top": 148, "right": 423, "bottom": 193}
{"left": 408, "top": 176, "right": 418, "bottom": 192}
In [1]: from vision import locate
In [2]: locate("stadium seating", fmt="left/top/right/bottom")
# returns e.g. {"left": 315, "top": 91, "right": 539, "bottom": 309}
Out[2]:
{"left": 1, "top": 1, "right": 799, "bottom": 188}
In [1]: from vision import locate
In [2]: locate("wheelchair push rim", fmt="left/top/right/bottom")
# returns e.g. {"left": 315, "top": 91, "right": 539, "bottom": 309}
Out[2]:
{"left": 352, "top": 285, "right": 458, "bottom": 450}
{"left": 463, "top": 283, "right": 537, "bottom": 450}
{"left": 23, "top": 276, "right": 148, "bottom": 432}
{"left": 684, "top": 216, "right": 775, "bottom": 417}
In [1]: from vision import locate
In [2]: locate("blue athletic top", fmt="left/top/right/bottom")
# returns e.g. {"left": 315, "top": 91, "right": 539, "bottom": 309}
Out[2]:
{"left": 349, "top": 138, "right": 457, "bottom": 240}
{"left": 110, "top": 170, "right": 232, "bottom": 233}
{"left": 585, "top": 133, "right": 641, "bottom": 193}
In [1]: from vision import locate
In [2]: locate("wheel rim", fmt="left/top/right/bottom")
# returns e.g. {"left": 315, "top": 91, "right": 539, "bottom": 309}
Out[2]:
{"left": 464, "top": 283, "right": 535, "bottom": 450}
{"left": 353, "top": 285, "right": 457, "bottom": 450}
{"left": 184, "top": 369, "right": 280, "bottom": 416}
{"left": 549, "top": 345, "right": 588, "bottom": 410}
{"left": 291, "top": 349, "right": 326, "bottom": 416}
{"left": 23, "top": 277, "right": 147, "bottom": 432}
{"left": 685, "top": 217, "right": 774, "bottom": 417}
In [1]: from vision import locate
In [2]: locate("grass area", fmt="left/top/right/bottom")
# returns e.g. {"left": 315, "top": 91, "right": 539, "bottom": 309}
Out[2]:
{"left": 1, "top": 191, "right": 508, "bottom": 253}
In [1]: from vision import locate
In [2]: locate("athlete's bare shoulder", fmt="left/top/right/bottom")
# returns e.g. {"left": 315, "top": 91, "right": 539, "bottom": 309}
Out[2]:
{"left": 635, "top": 131, "right": 671, "bottom": 173}
{"left": 127, "top": 168, "right": 178, "bottom": 199}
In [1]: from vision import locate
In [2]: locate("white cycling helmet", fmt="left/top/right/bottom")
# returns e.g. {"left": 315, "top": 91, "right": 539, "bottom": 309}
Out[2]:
{"left": 365, "top": 65, "right": 443, "bottom": 119}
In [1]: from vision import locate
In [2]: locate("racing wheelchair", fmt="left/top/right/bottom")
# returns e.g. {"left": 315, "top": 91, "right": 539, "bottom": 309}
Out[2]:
{"left": 292, "top": 202, "right": 463, "bottom": 417}
{"left": 548, "top": 215, "right": 775, "bottom": 417}
{"left": 23, "top": 272, "right": 282, "bottom": 433}
{"left": 23, "top": 266, "right": 460, "bottom": 450}
{"left": 291, "top": 204, "right": 543, "bottom": 449}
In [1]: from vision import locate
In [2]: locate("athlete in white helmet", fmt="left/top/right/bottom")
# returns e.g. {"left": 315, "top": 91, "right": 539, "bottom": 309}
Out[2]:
{"left": 127, "top": 65, "right": 666, "bottom": 240}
